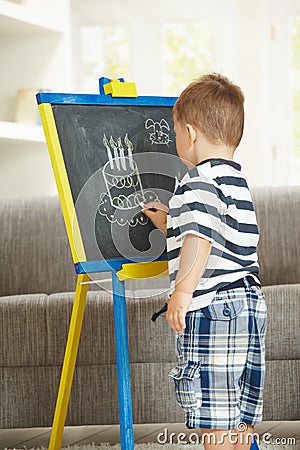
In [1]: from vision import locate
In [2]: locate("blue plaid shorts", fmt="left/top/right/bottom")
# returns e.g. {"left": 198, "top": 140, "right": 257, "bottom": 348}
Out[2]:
{"left": 169, "top": 277, "right": 267, "bottom": 430}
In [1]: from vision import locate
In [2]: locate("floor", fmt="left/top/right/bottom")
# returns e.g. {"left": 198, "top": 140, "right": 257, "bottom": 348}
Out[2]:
{"left": 0, "top": 422, "right": 299, "bottom": 449}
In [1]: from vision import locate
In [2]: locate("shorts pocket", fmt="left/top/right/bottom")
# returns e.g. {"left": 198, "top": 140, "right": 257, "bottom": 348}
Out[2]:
{"left": 169, "top": 361, "right": 202, "bottom": 412}
{"left": 201, "top": 296, "right": 246, "bottom": 321}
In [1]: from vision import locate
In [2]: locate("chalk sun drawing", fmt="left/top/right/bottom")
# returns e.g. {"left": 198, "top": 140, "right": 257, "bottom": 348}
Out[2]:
{"left": 145, "top": 118, "right": 172, "bottom": 145}
{"left": 98, "top": 133, "right": 159, "bottom": 227}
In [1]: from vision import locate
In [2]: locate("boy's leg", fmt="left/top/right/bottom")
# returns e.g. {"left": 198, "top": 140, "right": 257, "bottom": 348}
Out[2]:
{"left": 201, "top": 428, "right": 234, "bottom": 450}
{"left": 234, "top": 425, "right": 254, "bottom": 450}
{"left": 200, "top": 425, "right": 254, "bottom": 450}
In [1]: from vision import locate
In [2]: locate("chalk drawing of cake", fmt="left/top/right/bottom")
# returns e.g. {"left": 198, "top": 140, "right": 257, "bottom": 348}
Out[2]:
{"left": 98, "top": 134, "right": 158, "bottom": 227}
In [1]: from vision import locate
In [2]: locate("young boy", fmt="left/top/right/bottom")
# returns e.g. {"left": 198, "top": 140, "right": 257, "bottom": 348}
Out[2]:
{"left": 142, "top": 73, "right": 267, "bottom": 450}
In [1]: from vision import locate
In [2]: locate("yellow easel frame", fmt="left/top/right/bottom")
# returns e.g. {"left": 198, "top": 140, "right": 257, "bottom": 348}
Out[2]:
{"left": 39, "top": 104, "right": 86, "bottom": 264}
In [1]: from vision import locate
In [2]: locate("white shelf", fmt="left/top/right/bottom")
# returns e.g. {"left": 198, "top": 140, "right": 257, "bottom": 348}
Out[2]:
{"left": 0, "top": 0, "right": 70, "bottom": 196}
{"left": 0, "top": 120, "right": 46, "bottom": 144}
{"left": 0, "top": 0, "right": 64, "bottom": 36}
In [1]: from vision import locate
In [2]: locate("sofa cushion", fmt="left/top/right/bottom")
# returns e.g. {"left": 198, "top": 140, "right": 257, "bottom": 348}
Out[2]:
{"left": 1, "top": 360, "right": 299, "bottom": 428}
{"left": 2, "top": 285, "right": 298, "bottom": 368}
{"left": 263, "top": 284, "right": 300, "bottom": 360}
{"left": 1, "top": 286, "right": 299, "bottom": 426}
{"left": 0, "top": 290, "right": 173, "bottom": 367}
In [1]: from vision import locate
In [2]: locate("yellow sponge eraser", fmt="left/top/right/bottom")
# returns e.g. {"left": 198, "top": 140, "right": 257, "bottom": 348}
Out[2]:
{"left": 103, "top": 80, "right": 137, "bottom": 98}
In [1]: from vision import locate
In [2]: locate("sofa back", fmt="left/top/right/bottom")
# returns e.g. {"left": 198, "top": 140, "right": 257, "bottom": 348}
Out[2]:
{"left": 0, "top": 196, "right": 76, "bottom": 296}
{"left": 0, "top": 186, "right": 299, "bottom": 296}
{"left": 252, "top": 185, "right": 300, "bottom": 286}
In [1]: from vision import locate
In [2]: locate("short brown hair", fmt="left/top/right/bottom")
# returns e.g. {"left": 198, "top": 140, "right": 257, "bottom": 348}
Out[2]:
{"left": 173, "top": 73, "right": 245, "bottom": 149}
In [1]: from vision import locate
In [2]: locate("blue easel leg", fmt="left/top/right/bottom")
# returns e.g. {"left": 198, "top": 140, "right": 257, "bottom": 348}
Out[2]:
{"left": 251, "top": 434, "right": 259, "bottom": 450}
{"left": 112, "top": 271, "right": 134, "bottom": 450}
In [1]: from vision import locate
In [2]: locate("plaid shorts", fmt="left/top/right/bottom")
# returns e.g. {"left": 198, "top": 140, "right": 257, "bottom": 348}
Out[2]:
{"left": 169, "top": 277, "right": 267, "bottom": 430}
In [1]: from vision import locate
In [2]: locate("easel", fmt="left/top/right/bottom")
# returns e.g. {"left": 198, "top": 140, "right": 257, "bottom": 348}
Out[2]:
{"left": 38, "top": 78, "right": 171, "bottom": 450}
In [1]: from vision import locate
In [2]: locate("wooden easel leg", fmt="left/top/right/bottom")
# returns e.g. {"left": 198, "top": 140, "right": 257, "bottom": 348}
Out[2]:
{"left": 48, "top": 273, "right": 89, "bottom": 450}
{"left": 112, "top": 271, "right": 134, "bottom": 450}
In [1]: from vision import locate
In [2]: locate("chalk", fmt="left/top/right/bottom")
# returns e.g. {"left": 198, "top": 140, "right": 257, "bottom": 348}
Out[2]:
{"left": 139, "top": 202, "right": 157, "bottom": 212}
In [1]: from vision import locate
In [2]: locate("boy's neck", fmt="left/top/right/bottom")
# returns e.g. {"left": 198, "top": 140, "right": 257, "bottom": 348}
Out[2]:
{"left": 194, "top": 143, "right": 235, "bottom": 166}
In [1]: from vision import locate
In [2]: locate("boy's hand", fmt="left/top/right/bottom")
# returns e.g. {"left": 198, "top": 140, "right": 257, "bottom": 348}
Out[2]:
{"left": 141, "top": 201, "right": 168, "bottom": 235}
{"left": 166, "top": 290, "right": 192, "bottom": 334}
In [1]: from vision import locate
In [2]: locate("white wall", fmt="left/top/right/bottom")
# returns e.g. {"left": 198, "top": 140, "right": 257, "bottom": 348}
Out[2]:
{"left": 1, "top": 0, "right": 298, "bottom": 197}
{"left": 72, "top": 0, "right": 297, "bottom": 187}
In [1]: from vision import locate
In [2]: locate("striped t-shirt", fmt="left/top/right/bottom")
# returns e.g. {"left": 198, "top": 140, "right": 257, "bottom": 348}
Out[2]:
{"left": 166, "top": 158, "right": 260, "bottom": 311}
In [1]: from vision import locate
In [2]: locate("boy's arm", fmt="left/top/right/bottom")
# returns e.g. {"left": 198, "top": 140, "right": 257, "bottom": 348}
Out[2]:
{"left": 167, "top": 235, "right": 211, "bottom": 333}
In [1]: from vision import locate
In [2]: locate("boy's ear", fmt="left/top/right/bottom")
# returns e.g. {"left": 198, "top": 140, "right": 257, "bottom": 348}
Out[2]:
{"left": 186, "top": 124, "right": 197, "bottom": 145}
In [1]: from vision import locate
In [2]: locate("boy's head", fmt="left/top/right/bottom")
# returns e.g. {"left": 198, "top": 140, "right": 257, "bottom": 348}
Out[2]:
{"left": 173, "top": 73, "right": 244, "bottom": 151}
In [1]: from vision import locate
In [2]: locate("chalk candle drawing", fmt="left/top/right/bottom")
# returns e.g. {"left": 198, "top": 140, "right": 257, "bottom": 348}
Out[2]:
{"left": 98, "top": 133, "right": 159, "bottom": 227}
{"left": 145, "top": 118, "right": 172, "bottom": 145}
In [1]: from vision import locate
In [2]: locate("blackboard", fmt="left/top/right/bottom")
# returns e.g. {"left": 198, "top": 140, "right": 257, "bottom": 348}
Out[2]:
{"left": 48, "top": 101, "right": 186, "bottom": 263}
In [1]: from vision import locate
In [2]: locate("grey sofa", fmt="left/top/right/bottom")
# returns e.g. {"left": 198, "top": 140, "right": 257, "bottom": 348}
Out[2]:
{"left": 0, "top": 187, "right": 299, "bottom": 428}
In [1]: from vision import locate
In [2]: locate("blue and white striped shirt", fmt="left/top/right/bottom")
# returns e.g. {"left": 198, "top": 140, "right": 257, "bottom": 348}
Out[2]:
{"left": 166, "top": 158, "right": 260, "bottom": 311}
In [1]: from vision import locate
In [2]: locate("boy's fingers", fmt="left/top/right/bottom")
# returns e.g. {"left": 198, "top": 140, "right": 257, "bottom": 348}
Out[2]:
{"left": 167, "top": 309, "right": 186, "bottom": 333}
{"left": 166, "top": 311, "right": 177, "bottom": 332}
{"left": 142, "top": 201, "right": 156, "bottom": 208}
{"left": 143, "top": 201, "right": 168, "bottom": 212}
{"left": 171, "top": 312, "right": 180, "bottom": 333}
{"left": 141, "top": 209, "right": 159, "bottom": 220}
{"left": 142, "top": 202, "right": 155, "bottom": 210}
{"left": 178, "top": 310, "right": 186, "bottom": 330}
{"left": 141, "top": 204, "right": 157, "bottom": 214}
